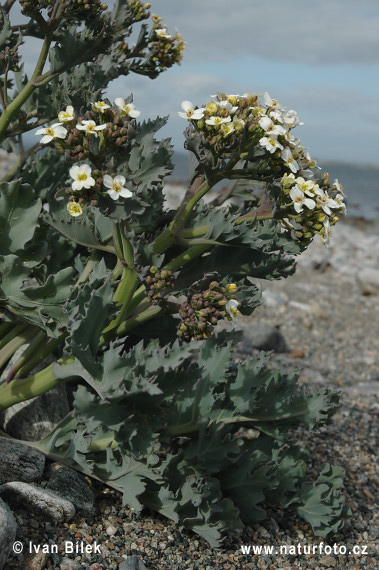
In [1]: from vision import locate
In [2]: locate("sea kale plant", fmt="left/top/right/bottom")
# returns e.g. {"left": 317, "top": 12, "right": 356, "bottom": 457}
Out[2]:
{"left": 0, "top": 0, "right": 350, "bottom": 547}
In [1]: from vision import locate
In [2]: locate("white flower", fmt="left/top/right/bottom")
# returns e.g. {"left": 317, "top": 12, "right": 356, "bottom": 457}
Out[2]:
{"left": 335, "top": 193, "right": 347, "bottom": 213}
{"left": 284, "top": 110, "right": 303, "bottom": 127}
{"left": 259, "top": 136, "right": 284, "bottom": 153}
{"left": 233, "top": 116, "right": 245, "bottom": 132}
{"left": 225, "top": 299, "right": 239, "bottom": 321}
{"left": 103, "top": 174, "right": 132, "bottom": 201}
{"left": 177, "top": 100, "right": 205, "bottom": 120}
{"left": 76, "top": 120, "right": 106, "bottom": 137}
{"left": 320, "top": 217, "right": 332, "bottom": 247}
{"left": 155, "top": 28, "right": 172, "bottom": 39}
{"left": 294, "top": 176, "right": 315, "bottom": 196}
{"left": 67, "top": 202, "right": 83, "bottom": 217}
{"left": 314, "top": 188, "right": 339, "bottom": 215}
{"left": 70, "top": 164, "right": 96, "bottom": 191}
{"left": 205, "top": 115, "right": 231, "bottom": 127}
{"left": 290, "top": 186, "right": 316, "bottom": 214}
{"left": 281, "top": 172, "right": 296, "bottom": 188}
{"left": 205, "top": 100, "right": 218, "bottom": 115}
{"left": 332, "top": 178, "right": 345, "bottom": 195}
{"left": 281, "top": 148, "right": 299, "bottom": 174}
{"left": 58, "top": 106, "right": 75, "bottom": 123}
{"left": 92, "top": 100, "right": 110, "bottom": 112}
{"left": 258, "top": 116, "right": 287, "bottom": 136}
{"left": 263, "top": 91, "right": 283, "bottom": 110}
{"left": 220, "top": 122, "right": 235, "bottom": 137}
{"left": 35, "top": 123, "right": 67, "bottom": 144}
{"left": 217, "top": 100, "right": 238, "bottom": 114}
{"left": 114, "top": 98, "right": 141, "bottom": 118}
{"left": 269, "top": 109, "right": 284, "bottom": 123}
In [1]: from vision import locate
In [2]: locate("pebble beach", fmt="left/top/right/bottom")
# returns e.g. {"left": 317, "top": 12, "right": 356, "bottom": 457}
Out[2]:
{"left": 0, "top": 175, "right": 378, "bottom": 569}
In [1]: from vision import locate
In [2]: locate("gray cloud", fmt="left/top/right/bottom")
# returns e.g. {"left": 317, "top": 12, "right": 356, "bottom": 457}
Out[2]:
{"left": 156, "top": 0, "right": 379, "bottom": 65}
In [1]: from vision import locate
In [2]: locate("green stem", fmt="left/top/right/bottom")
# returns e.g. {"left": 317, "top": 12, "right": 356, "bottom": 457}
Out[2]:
{"left": 74, "top": 252, "right": 98, "bottom": 288}
{"left": 0, "top": 34, "right": 51, "bottom": 144}
{"left": 0, "top": 327, "right": 38, "bottom": 369}
{"left": 5, "top": 330, "right": 46, "bottom": 382}
{"left": 14, "top": 333, "right": 65, "bottom": 380}
{"left": 0, "top": 321, "right": 13, "bottom": 340}
{"left": 164, "top": 245, "right": 209, "bottom": 273}
{"left": 101, "top": 268, "right": 140, "bottom": 336}
{"left": 178, "top": 226, "right": 209, "bottom": 239}
{"left": 99, "top": 305, "right": 162, "bottom": 347}
{"left": 0, "top": 323, "right": 28, "bottom": 351}
{"left": 0, "top": 357, "right": 76, "bottom": 412}
{"left": 234, "top": 211, "right": 274, "bottom": 225}
{"left": 153, "top": 176, "right": 211, "bottom": 254}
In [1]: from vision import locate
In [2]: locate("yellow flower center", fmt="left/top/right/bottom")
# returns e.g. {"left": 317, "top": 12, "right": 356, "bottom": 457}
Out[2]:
{"left": 78, "top": 173, "right": 88, "bottom": 181}
{"left": 113, "top": 181, "right": 121, "bottom": 192}
{"left": 46, "top": 128, "right": 54, "bottom": 136}
{"left": 230, "top": 307, "right": 239, "bottom": 317}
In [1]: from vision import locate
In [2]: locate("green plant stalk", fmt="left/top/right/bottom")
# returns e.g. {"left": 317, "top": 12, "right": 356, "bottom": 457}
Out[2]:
{"left": 0, "top": 327, "right": 37, "bottom": 369}
{"left": 164, "top": 244, "right": 210, "bottom": 272}
{"left": 0, "top": 34, "right": 52, "bottom": 144}
{"left": 153, "top": 176, "right": 211, "bottom": 254}
{"left": 5, "top": 330, "right": 46, "bottom": 382}
{"left": 13, "top": 333, "right": 66, "bottom": 380}
{"left": 73, "top": 252, "right": 98, "bottom": 288}
{"left": 0, "top": 357, "right": 76, "bottom": 412}
{"left": 0, "top": 323, "right": 29, "bottom": 351}
{"left": 101, "top": 268, "right": 140, "bottom": 336}
{"left": 0, "top": 321, "right": 13, "bottom": 340}
{"left": 99, "top": 305, "right": 163, "bottom": 347}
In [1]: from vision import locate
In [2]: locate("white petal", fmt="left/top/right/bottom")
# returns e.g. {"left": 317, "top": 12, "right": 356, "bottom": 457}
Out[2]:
{"left": 69, "top": 165, "right": 80, "bottom": 178}
{"left": 181, "top": 101, "right": 193, "bottom": 112}
{"left": 114, "top": 98, "right": 125, "bottom": 107}
{"left": 120, "top": 188, "right": 133, "bottom": 198}
{"left": 81, "top": 164, "right": 92, "bottom": 176}
{"left": 304, "top": 198, "right": 316, "bottom": 210}
{"left": 103, "top": 174, "right": 113, "bottom": 188}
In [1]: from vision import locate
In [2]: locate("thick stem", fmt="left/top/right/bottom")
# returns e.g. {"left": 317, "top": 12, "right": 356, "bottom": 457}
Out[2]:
{"left": 0, "top": 357, "right": 76, "bottom": 412}
{"left": 164, "top": 245, "right": 209, "bottom": 273}
{"left": 153, "top": 176, "right": 211, "bottom": 254}
{"left": 99, "top": 305, "right": 162, "bottom": 347}
{"left": 0, "top": 34, "right": 51, "bottom": 144}
{"left": 0, "top": 327, "right": 38, "bottom": 369}
{"left": 0, "top": 323, "right": 28, "bottom": 351}
{"left": 101, "top": 268, "right": 140, "bottom": 336}
{"left": 13, "top": 333, "right": 65, "bottom": 380}
{"left": 5, "top": 330, "right": 46, "bottom": 382}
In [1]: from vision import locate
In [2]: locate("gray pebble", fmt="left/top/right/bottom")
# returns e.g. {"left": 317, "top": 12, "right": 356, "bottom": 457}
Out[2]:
{"left": 0, "top": 437, "right": 45, "bottom": 484}
{"left": 46, "top": 465, "right": 96, "bottom": 518}
{"left": 0, "top": 497, "right": 17, "bottom": 570}
{"left": 118, "top": 555, "right": 148, "bottom": 569}
{"left": 0, "top": 481, "right": 75, "bottom": 523}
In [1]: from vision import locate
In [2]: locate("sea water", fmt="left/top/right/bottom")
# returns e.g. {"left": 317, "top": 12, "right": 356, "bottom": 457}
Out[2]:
{"left": 171, "top": 153, "right": 379, "bottom": 221}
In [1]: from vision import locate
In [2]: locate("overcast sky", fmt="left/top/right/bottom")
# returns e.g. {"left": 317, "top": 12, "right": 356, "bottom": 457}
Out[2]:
{"left": 106, "top": 0, "right": 379, "bottom": 166}
{"left": 15, "top": 0, "right": 379, "bottom": 165}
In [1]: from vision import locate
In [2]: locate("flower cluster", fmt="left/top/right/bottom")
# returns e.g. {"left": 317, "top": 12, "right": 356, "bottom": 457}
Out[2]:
{"left": 145, "top": 267, "right": 175, "bottom": 304}
{"left": 279, "top": 173, "right": 346, "bottom": 246}
{"left": 126, "top": 0, "right": 151, "bottom": 22}
{"left": 178, "top": 282, "right": 239, "bottom": 341}
{"left": 178, "top": 91, "right": 315, "bottom": 175}
{"left": 35, "top": 98, "right": 139, "bottom": 215}
{"left": 19, "top": 0, "right": 108, "bottom": 20}
{"left": 150, "top": 18, "right": 186, "bottom": 71}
